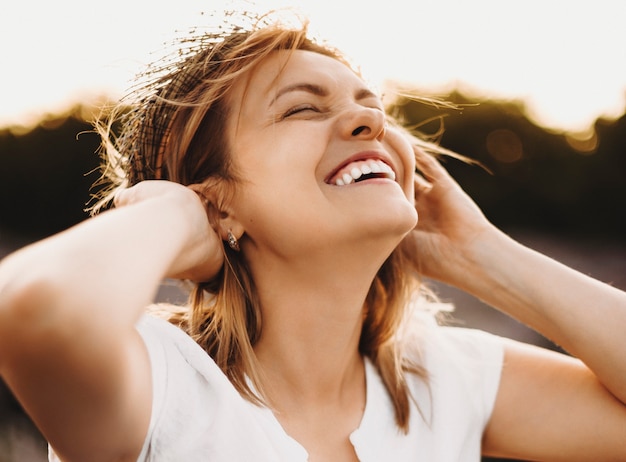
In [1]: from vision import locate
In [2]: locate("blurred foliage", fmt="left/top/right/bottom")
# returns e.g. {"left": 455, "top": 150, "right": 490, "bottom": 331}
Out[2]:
{"left": 391, "top": 91, "right": 626, "bottom": 240}
{"left": 0, "top": 107, "right": 102, "bottom": 242}
{"left": 1, "top": 95, "right": 624, "bottom": 247}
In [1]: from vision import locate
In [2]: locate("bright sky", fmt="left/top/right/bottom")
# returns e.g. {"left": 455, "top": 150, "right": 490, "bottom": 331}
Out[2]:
{"left": 1, "top": 0, "right": 625, "bottom": 133}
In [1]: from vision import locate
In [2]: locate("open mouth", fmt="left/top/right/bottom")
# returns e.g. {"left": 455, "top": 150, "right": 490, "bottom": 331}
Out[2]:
{"left": 328, "top": 159, "right": 396, "bottom": 186}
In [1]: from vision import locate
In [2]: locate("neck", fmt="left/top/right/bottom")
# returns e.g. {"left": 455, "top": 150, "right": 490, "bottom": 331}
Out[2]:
{"left": 248, "top": 241, "right": 388, "bottom": 408}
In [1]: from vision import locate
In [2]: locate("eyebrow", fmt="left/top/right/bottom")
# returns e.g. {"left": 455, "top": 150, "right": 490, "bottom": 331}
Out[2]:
{"left": 270, "top": 83, "right": 326, "bottom": 106}
{"left": 270, "top": 83, "right": 379, "bottom": 106}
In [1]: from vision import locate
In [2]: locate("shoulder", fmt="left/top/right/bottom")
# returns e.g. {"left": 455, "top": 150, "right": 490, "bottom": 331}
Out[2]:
{"left": 404, "top": 314, "right": 505, "bottom": 382}
{"left": 136, "top": 311, "right": 193, "bottom": 353}
{"left": 135, "top": 312, "right": 243, "bottom": 404}
{"left": 422, "top": 324, "right": 505, "bottom": 372}
{"left": 134, "top": 314, "right": 241, "bottom": 460}
{"left": 133, "top": 314, "right": 307, "bottom": 461}
{"left": 402, "top": 305, "right": 505, "bottom": 370}
{"left": 406, "top": 322, "right": 505, "bottom": 427}
{"left": 355, "top": 323, "right": 506, "bottom": 460}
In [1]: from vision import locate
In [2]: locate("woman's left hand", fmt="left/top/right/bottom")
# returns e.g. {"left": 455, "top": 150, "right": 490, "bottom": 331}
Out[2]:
{"left": 408, "top": 146, "right": 496, "bottom": 285}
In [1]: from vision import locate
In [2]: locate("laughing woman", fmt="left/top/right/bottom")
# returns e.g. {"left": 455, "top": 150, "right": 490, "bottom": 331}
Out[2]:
{"left": 1, "top": 10, "right": 625, "bottom": 462}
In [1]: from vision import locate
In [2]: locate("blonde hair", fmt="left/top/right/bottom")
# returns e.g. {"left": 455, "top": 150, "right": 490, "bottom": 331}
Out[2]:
{"left": 93, "top": 9, "right": 443, "bottom": 432}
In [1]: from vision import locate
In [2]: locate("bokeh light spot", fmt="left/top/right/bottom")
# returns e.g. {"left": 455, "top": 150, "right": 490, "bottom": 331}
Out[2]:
{"left": 486, "top": 128, "right": 524, "bottom": 163}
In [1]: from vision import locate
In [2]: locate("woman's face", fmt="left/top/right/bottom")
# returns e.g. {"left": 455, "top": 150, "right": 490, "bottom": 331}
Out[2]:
{"left": 225, "top": 50, "right": 418, "bottom": 260}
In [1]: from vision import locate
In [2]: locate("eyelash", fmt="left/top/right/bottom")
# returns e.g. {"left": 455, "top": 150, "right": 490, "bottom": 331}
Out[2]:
{"left": 280, "top": 103, "right": 384, "bottom": 120}
{"left": 282, "top": 104, "right": 319, "bottom": 118}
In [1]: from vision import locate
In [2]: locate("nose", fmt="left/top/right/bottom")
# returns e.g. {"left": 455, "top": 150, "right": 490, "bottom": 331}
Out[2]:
{"left": 339, "top": 105, "right": 386, "bottom": 142}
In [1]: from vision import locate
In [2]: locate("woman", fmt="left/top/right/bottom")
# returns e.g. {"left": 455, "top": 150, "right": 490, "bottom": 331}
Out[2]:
{"left": 0, "top": 10, "right": 625, "bottom": 462}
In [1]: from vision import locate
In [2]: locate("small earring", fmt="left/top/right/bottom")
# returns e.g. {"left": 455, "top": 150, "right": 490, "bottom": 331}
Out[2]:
{"left": 227, "top": 229, "right": 240, "bottom": 251}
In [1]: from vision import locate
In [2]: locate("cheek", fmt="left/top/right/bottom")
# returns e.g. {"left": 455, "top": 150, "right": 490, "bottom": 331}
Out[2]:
{"left": 385, "top": 140, "right": 415, "bottom": 197}
{"left": 235, "top": 127, "right": 324, "bottom": 175}
{"left": 392, "top": 136, "right": 415, "bottom": 171}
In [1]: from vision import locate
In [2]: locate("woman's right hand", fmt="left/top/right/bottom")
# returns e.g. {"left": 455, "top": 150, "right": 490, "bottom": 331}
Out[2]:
{"left": 114, "top": 180, "right": 225, "bottom": 283}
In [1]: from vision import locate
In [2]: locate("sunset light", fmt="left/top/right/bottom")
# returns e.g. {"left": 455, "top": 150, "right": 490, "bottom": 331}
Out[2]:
{"left": 1, "top": 0, "right": 625, "bottom": 132}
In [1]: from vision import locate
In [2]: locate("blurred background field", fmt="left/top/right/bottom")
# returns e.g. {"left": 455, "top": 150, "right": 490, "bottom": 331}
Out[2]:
{"left": 1, "top": 1, "right": 625, "bottom": 460}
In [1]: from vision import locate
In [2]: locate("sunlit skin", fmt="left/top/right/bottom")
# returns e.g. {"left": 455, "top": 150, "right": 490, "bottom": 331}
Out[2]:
{"left": 0, "top": 43, "right": 625, "bottom": 462}
{"left": 4, "top": 2, "right": 625, "bottom": 132}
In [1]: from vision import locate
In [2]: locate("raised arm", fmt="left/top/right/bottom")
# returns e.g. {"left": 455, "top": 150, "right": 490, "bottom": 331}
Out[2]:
{"left": 410, "top": 147, "right": 626, "bottom": 459}
{"left": 0, "top": 181, "right": 222, "bottom": 462}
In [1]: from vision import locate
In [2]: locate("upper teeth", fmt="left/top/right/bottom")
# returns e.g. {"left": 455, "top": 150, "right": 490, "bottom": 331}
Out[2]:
{"left": 335, "top": 160, "right": 396, "bottom": 186}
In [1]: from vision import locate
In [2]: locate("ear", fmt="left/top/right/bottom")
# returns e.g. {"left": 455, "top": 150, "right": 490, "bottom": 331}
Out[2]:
{"left": 188, "top": 179, "right": 245, "bottom": 242}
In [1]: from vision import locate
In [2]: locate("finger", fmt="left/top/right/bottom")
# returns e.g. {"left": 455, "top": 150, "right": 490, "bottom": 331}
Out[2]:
{"left": 413, "top": 145, "right": 451, "bottom": 183}
{"left": 113, "top": 187, "right": 131, "bottom": 208}
{"left": 114, "top": 180, "right": 180, "bottom": 208}
{"left": 414, "top": 171, "right": 433, "bottom": 195}
{"left": 113, "top": 182, "right": 152, "bottom": 208}
{"left": 187, "top": 183, "right": 206, "bottom": 197}
{"left": 187, "top": 184, "right": 210, "bottom": 209}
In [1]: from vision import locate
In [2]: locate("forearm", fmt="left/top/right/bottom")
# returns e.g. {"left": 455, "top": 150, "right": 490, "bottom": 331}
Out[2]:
{"left": 452, "top": 227, "right": 626, "bottom": 403}
{"left": 0, "top": 196, "right": 194, "bottom": 338}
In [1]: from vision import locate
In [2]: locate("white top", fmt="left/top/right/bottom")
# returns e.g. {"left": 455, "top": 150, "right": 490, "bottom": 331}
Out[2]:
{"left": 49, "top": 314, "right": 504, "bottom": 461}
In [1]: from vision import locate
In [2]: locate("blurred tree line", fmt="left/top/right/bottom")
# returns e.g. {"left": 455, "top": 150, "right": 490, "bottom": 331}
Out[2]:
{"left": 390, "top": 91, "right": 626, "bottom": 241}
{"left": 1, "top": 94, "right": 624, "bottom": 246}
{"left": 0, "top": 94, "right": 624, "bottom": 461}
{"left": 0, "top": 108, "right": 102, "bottom": 243}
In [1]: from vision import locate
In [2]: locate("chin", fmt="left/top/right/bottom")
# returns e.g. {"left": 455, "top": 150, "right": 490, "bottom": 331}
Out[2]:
{"left": 389, "top": 200, "right": 419, "bottom": 231}
{"left": 364, "top": 203, "right": 418, "bottom": 242}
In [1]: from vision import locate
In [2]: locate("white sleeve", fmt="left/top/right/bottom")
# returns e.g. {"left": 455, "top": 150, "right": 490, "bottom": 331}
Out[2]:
{"left": 131, "top": 314, "right": 266, "bottom": 462}
{"left": 135, "top": 315, "right": 169, "bottom": 462}
{"left": 436, "top": 327, "right": 505, "bottom": 427}
{"left": 417, "top": 325, "right": 505, "bottom": 430}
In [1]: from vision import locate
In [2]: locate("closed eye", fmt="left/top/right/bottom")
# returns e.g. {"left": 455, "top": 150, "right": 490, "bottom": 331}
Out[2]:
{"left": 282, "top": 104, "right": 319, "bottom": 119}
